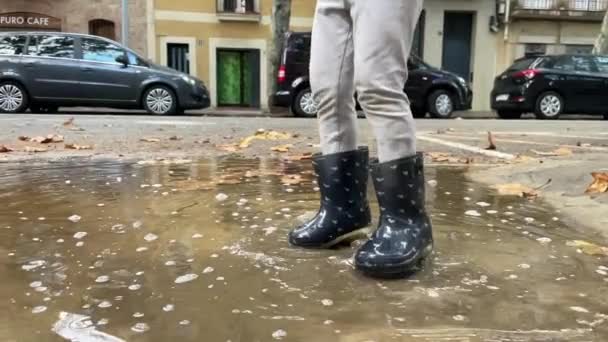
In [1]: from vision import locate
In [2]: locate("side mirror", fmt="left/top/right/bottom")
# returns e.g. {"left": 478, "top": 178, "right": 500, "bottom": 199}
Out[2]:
{"left": 115, "top": 54, "right": 129, "bottom": 67}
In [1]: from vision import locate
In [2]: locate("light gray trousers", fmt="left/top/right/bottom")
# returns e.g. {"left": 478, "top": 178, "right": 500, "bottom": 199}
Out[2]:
{"left": 310, "top": 0, "right": 423, "bottom": 162}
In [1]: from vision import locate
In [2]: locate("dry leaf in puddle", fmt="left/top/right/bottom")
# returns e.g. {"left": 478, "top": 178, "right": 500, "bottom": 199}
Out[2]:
{"left": 284, "top": 152, "right": 314, "bottom": 161}
{"left": 585, "top": 172, "right": 608, "bottom": 194}
{"left": 531, "top": 147, "right": 573, "bottom": 157}
{"left": 65, "top": 143, "right": 93, "bottom": 150}
{"left": 486, "top": 131, "right": 497, "bottom": 150}
{"left": 566, "top": 240, "right": 608, "bottom": 256}
{"left": 493, "top": 183, "right": 539, "bottom": 199}
{"left": 271, "top": 144, "right": 293, "bottom": 153}
{"left": 140, "top": 137, "right": 161, "bottom": 143}
{"left": 0, "top": 145, "right": 13, "bottom": 153}
{"left": 281, "top": 174, "right": 303, "bottom": 185}
{"left": 238, "top": 130, "right": 292, "bottom": 148}
{"left": 24, "top": 146, "right": 48, "bottom": 153}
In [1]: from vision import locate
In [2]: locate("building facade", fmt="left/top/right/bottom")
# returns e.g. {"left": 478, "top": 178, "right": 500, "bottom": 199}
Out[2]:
{"left": 0, "top": 0, "right": 152, "bottom": 56}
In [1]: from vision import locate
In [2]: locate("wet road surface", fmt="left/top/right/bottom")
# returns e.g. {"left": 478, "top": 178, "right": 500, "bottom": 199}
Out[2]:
{"left": 1, "top": 158, "right": 607, "bottom": 341}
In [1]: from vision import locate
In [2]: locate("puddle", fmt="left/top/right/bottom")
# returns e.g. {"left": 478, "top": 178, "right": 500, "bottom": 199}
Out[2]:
{"left": 1, "top": 158, "right": 607, "bottom": 341}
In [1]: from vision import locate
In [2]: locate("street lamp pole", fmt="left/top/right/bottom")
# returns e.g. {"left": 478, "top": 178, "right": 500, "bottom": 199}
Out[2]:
{"left": 121, "top": 0, "right": 129, "bottom": 46}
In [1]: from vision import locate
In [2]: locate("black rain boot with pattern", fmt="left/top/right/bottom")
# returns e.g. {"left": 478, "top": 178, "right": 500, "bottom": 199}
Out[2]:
{"left": 289, "top": 147, "right": 372, "bottom": 248}
{"left": 355, "top": 152, "right": 433, "bottom": 277}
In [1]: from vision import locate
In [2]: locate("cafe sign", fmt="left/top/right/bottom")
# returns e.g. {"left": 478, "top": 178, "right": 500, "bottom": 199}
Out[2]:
{"left": 0, "top": 12, "right": 62, "bottom": 30}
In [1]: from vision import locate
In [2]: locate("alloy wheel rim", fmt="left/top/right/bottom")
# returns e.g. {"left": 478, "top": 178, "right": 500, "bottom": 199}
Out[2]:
{"left": 300, "top": 91, "right": 318, "bottom": 115}
{"left": 540, "top": 95, "right": 561, "bottom": 116}
{"left": 0, "top": 85, "right": 23, "bottom": 112}
{"left": 146, "top": 88, "right": 173, "bottom": 114}
{"left": 435, "top": 94, "right": 453, "bottom": 116}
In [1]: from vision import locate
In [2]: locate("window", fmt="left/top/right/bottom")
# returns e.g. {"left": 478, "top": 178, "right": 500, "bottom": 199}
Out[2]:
{"left": 128, "top": 52, "right": 148, "bottom": 67}
{"left": 569, "top": 0, "right": 608, "bottom": 11}
{"left": 0, "top": 35, "right": 27, "bottom": 55}
{"left": 593, "top": 56, "right": 608, "bottom": 73}
{"left": 524, "top": 43, "right": 547, "bottom": 58}
{"left": 539, "top": 55, "right": 596, "bottom": 72}
{"left": 519, "top": 0, "right": 558, "bottom": 9}
{"left": 220, "top": 0, "right": 257, "bottom": 13}
{"left": 27, "top": 35, "right": 75, "bottom": 59}
{"left": 565, "top": 44, "right": 593, "bottom": 54}
{"left": 82, "top": 38, "right": 124, "bottom": 63}
{"left": 89, "top": 19, "right": 116, "bottom": 40}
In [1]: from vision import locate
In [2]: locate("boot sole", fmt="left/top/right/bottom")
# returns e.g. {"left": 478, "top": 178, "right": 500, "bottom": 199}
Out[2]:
{"left": 356, "top": 243, "right": 434, "bottom": 279}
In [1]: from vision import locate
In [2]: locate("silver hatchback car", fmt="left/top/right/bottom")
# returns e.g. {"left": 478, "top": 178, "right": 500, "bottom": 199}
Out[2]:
{"left": 0, "top": 32, "right": 210, "bottom": 115}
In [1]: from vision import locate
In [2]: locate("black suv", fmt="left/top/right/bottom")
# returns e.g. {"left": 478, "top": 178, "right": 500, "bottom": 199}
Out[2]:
{"left": 273, "top": 32, "right": 472, "bottom": 118}
{"left": 492, "top": 54, "right": 608, "bottom": 120}
{"left": 0, "top": 32, "right": 210, "bottom": 115}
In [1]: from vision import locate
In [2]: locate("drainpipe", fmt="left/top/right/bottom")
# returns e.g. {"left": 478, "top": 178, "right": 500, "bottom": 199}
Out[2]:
{"left": 121, "top": 0, "right": 129, "bottom": 46}
{"left": 504, "top": 0, "right": 511, "bottom": 42}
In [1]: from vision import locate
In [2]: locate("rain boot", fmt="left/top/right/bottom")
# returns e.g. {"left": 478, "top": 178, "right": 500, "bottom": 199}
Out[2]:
{"left": 289, "top": 147, "right": 372, "bottom": 248}
{"left": 355, "top": 153, "right": 433, "bottom": 277}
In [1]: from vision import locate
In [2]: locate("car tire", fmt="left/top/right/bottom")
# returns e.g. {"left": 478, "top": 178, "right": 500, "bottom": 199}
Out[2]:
{"left": 0, "top": 81, "right": 29, "bottom": 114}
{"left": 143, "top": 85, "right": 177, "bottom": 115}
{"left": 535, "top": 91, "right": 563, "bottom": 120}
{"left": 293, "top": 88, "right": 317, "bottom": 118}
{"left": 30, "top": 104, "right": 59, "bottom": 114}
{"left": 412, "top": 107, "right": 427, "bottom": 118}
{"left": 496, "top": 110, "right": 522, "bottom": 120}
{"left": 428, "top": 90, "right": 455, "bottom": 119}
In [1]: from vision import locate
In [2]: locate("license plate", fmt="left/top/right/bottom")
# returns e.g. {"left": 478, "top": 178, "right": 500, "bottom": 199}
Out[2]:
{"left": 495, "top": 94, "right": 509, "bottom": 102}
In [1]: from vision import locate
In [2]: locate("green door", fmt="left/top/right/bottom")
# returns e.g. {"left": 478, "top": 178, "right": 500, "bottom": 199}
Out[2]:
{"left": 217, "top": 49, "right": 260, "bottom": 107}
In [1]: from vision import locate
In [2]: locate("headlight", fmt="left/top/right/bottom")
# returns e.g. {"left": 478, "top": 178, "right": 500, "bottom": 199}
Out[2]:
{"left": 457, "top": 76, "right": 468, "bottom": 87}
{"left": 181, "top": 75, "right": 196, "bottom": 86}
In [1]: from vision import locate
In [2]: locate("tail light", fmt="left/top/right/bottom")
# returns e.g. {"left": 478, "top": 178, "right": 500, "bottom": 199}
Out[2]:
{"left": 512, "top": 69, "right": 539, "bottom": 80}
{"left": 278, "top": 65, "right": 286, "bottom": 83}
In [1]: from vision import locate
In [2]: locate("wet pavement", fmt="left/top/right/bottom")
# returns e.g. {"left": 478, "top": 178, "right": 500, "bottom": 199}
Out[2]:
{"left": 1, "top": 158, "right": 607, "bottom": 341}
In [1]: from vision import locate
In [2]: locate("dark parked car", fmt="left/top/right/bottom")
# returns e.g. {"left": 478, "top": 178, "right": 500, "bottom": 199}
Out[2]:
{"left": 273, "top": 32, "right": 472, "bottom": 118}
{"left": 492, "top": 54, "right": 608, "bottom": 120}
{"left": 0, "top": 32, "right": 209, "bottom": 115}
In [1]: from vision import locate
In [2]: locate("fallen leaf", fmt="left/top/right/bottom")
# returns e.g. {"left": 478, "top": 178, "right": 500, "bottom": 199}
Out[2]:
{"left": 271, "top": 144, "right": 294, "bottom": 153}
{"left": 63, "top": 117, "right": 75, "bottom": 127}
{"left": 244, "top": 171, "right": 259, "bottom": 178}
{"left": 566, "top": 240, "right": 608, "bottom": 256}
{"left": 31, "top": 136, "right": 51, "bottom": 143}
{"left": 486, "top": 131, "right": 497, "bottom": 150}
{"left": 238, "top": 130, "right": 292, "bottom": 149}
{"left": 169, "top": 136, "right": 182, "bottom": 141}
{"left": 531, "top": 147, "right": 573, "bottom": 157}
{"left": 140, "top": 137, "right": 161, "bottom": 143}
{"left": 493, "top": 183, "right": 538, "bottom": 198}
{"left": 216, "top": 144, "right": 239, "bottom": 152}
{"left": 195, "top": 139, "right": 210, "bottom": 144}
{"left": 18, "top": 136, "right": 29, "bottom": 141}
{"left": 24, "top": 146, "right": 48, "bottom": 153}
{"left": 65, "top": 143, "right": 93, "bottom": 150}
{"left": 281, "top": 174, "right": 303, "bottom": 185}
{"left": 0, "top": 145, "right": 13, "bottom": 153}
{"left": 585, "top": 172, "right": 608, "bottom": 194}
{"left": 284, "top": 152, "right": 314, "bottom": 161}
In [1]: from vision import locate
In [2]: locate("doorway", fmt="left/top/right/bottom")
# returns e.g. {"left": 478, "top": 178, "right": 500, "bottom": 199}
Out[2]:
{"left": 167, "top": 43, "right": 190, "bottom": 74}
{"left": 216, "top": 49, "right": 260, "bottom": 108}
{"left": 442, "top": 12, "right": 473, "bottom": 81}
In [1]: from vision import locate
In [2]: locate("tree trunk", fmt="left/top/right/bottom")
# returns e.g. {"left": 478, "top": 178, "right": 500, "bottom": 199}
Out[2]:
{"left": 593, "top": 10, "right": 608, "bottom": 54}
{"left": 267, "top": 0, "right": 292, "bottom": 111}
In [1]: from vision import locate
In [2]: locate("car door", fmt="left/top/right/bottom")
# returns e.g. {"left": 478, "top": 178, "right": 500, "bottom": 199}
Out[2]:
{"left": 591, "top": 55, "right": 608, "bottom": 112}
{"left": 22, "top": 34, "right": 82, "bottom": 100}
{"left": 545, "top": 55, "right": 602, "bottom": 113}
{"left": 79, "top": 37, "right": 139, "bottom": 104}
{"left": 405, "top": 58, "right": 426, "bottom": 109}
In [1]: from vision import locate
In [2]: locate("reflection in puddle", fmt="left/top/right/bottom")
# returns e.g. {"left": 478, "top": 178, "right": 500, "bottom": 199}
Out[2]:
{"left": 1, "top": 158, "right": 607, "bottom": 341}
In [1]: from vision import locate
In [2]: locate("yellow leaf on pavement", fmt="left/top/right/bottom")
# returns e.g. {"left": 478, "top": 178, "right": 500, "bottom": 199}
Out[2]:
{"left": 65, "top": 144, "right": 93, "bottom": 150}
{"left": 493, "top": 183, "right": 539, "bottom": 199}
{"left": 24, "top": 146, "right": 48, "bottom": 153}
{"left": 566, "top": 240, "right": 608, "bottom": 256}
{"left": 271, "top": 144, "right": 293, "bottom": 153}
{"left": 140, "top": 137, "right": 161, "bottom": 143}
{"left": 585, "top": 172, "right": 608, "bottom": 194}
{"left": 238, "top": 130, "right": 292, "bottom": 148}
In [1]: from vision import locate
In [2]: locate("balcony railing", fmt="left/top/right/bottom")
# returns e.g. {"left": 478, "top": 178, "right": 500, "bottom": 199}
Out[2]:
{"left": 512, "top": 0, "right": 608, "bottom": 21}
{"left": 216, "top": 0, "right": 261, "bottom": 22}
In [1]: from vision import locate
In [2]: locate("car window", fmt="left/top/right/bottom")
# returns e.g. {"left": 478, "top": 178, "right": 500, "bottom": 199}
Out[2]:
{"left": 27, "top": 35, "right": 75, "bottom": 58}
{"left": 0, "top": 35, "right": 27, "bottom": 55}
{"left": 82, "top": 38, "right": 124, "bottom": 63}
{"left": 127, "top": 51, "right": 148, "bottom": 67}
{"left": 287, "top": 35, "right": 311, "bottom": 52}
{"left": 508, "top": 58, "right": 535, "bottom": 72}
{"left": 540, "top": 55, "right": 595, "bottom": 72}
{"left": 594, "top": 56, "right": 608, "bottom": 73}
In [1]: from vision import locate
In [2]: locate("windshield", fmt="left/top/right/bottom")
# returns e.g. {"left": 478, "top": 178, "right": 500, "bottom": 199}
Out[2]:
{"left": 506, "top": 58, "right": 536, "bottom": 72}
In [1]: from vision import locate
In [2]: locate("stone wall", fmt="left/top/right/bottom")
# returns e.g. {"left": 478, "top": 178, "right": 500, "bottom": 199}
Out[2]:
{"left": 0, "top": 0, "right": 148, "bottom": 55}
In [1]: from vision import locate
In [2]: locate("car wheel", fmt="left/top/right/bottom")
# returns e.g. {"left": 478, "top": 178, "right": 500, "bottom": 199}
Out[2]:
{"left": 428, "top": 90, "right": 454, "bottom": 119}
{"left": 412, "top": 107, "right": 427, "bottom": 118}
{"left": 535, "top": 91, "right": 563, "bottom": 120}
{"left": 0, "top": 81, "right": 28, "bottom": 114}
{"left": 293, "top": 88, "right": 318, "bottom": 118}
{"left": 30, "top": 104, "right": 59, "bottom": 114}
{"left": 143, "top": 86, "right": 177, "bottom": 115}
{"left": 496, "top": 110, "right": 522, "bottom": 120}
